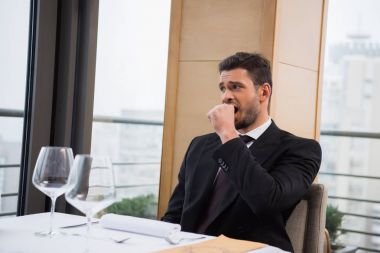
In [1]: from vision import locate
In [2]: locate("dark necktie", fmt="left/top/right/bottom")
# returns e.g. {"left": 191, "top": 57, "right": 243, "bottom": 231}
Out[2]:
{"left": 196, "top": 135, "right": 254, "bottom": 233}
{"left": 239, "top": 134, "right": 254, "bottom": 144}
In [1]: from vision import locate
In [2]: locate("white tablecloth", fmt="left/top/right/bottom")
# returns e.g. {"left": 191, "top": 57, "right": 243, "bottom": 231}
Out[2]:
{"left": 0, "top": 213, "right": 289, "bottom": 253}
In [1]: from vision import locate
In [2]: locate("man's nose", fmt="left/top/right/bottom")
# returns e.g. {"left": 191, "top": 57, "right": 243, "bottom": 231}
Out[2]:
{"left": 221, "top": 90, "right": 233, "bottom": 103}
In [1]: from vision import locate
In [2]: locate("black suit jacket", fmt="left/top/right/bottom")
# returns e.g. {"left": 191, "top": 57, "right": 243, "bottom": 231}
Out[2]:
{"left": 161, "top": 122, "right": 321, "bottom": 252}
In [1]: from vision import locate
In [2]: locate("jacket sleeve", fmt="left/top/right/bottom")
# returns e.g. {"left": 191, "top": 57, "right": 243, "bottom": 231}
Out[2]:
{"left": 213, "top": 137, "right": 322, "bottom": 216}
{"left": 160, "top": 162, "right": 185, "bottom": 224}
{"left": 160, "top": 138, "right": 196, "bottom": 224}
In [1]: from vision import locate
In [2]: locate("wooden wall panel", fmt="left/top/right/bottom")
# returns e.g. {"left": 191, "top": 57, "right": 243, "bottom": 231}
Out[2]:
{"left": 274, "top": 63, "right": 318, "bottom": 138}
{"left": 172, "top": 61, "right": 220, "bottom": 189}
{"left": 261, "top": 0, "right": 277, "bottom": 60}
{"left": 158, "top": 0, "right": 183, "bottom": 218}
{"left": 271, "top": 0, "right": 325, "bottom": 139}
{"left": 276, "top": 0, "right": 323, "bottom": 71}
{"left": 180, "top": 0, "right": 268, "bottom": 61}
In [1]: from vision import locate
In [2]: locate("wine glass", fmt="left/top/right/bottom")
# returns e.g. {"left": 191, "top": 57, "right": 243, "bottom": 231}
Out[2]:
{"left": 65, "top": 155, "right": 116, "bottom": 244}
{"left": 32, "top": 146, "right": 74, "bottom": 236}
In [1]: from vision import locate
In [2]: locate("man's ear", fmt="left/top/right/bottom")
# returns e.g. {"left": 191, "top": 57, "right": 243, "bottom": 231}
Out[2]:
{"left": 260, "top": 83, "right": 271, "bottom": 101}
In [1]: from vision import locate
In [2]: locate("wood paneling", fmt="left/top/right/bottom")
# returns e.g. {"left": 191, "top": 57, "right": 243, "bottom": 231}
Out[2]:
{"left": 272, "top": 63, "right": 318, "bottom": 138}
{"left": 180, "top": 0, "right": 271, "bottom": 61}
{"left": 172, "top": 61, "right": 220, "bottom": 188}
{"left": 261, "top": 0, "right": 277, "bottom": 61}
{"left": 276, "top": 0, "right": 323, "bottom": 71}
{"left": 158, "top": 0, "right": 183, "bottom": 218}
{"left": 271, "top": 0, "right": 326, "bottom": 140}
{"left": 315, "top": 0, "right": 329, "bottom": 140}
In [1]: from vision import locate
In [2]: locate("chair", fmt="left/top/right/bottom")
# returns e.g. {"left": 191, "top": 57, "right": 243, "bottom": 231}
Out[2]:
{"left": 324, "top": 228, "right": 332, "bottom": 253}
{"left": 285, "top": 184, "right": 328, "bottom": 253}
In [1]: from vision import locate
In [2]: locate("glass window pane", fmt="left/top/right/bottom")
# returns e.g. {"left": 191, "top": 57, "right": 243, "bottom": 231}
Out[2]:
{"left": 0, "top": 0, "right": 30, "bottom": 217}
{"left": 321, "top": 0, "right": 380, "bottom": 132}
{"left": 320, "top": 0, "right": 380, "bottom": 250}
{"left": 92, "top": 0, "right": 171, "bottom": 218}
{"left": 0, "top": 1, "right": 29, "bottom": 110}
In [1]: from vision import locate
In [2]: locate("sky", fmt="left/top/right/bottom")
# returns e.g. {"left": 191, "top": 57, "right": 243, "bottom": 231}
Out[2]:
{"left": 0, "top": 0, "right": 30, "bottom": 142}
{"left": 93, "top": 0, "right": 171, "bottom": 116}
{"left": 1, "top": 0, "right": 380, "bottom": 141}
{"left": 326, "top": 0, "right": 380, "bottom": 43}
{"left": 0, "top": 0, "right": 29, "bottom": 111}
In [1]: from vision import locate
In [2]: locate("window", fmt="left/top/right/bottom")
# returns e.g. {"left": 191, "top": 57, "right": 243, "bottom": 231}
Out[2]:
{"left": 0, "top": 0, "right": 31, "bottom": 217}
{"left": 92, "top": 0, "right": 171, "bottom": 218}
{"left": 320, "top": 0, "right": 380, "bottom": 251}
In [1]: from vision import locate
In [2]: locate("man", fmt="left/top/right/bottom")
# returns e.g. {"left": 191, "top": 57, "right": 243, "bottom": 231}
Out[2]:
{"left": 161, "top": 52, "right": 322, "bottom": 252}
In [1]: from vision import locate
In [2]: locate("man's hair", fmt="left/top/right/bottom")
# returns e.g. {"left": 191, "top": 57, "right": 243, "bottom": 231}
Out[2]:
{"left": 218, "top": 52, "right": 272, "bottom": 89}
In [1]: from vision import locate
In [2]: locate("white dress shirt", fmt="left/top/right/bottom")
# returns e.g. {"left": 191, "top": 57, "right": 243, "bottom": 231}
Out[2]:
{"left": 238, "top": 117, "right": 272, "bottom": 148}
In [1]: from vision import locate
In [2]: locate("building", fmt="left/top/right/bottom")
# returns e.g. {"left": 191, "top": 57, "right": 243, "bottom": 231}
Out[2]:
{"left": 321, "top": 33, "right": 380, "bottom": 249}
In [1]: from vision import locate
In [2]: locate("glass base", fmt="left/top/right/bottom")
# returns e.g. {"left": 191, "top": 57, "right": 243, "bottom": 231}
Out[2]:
{"left": 34, "top": 230, "right": 66, "bottom": 237}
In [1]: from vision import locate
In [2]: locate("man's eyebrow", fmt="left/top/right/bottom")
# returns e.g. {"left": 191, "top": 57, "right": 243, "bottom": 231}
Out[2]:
{"left": 229, "top": 81, "right": 243, "bottom": 86}
{"left": 219, "top": 81, "right": 243, "bottom": 89}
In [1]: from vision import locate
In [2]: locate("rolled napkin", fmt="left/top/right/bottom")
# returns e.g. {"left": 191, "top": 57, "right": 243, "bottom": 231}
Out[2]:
{"left": 100, "top": 213, "right": 181, "bottom": 238}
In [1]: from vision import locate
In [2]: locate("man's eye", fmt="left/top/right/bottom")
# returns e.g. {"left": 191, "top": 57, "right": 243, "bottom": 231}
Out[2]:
{"left": 220, "top": 86, "right": 226, "bottom": 92}
{"left": 232, "top": 84, "right": 240, "bottom": 90}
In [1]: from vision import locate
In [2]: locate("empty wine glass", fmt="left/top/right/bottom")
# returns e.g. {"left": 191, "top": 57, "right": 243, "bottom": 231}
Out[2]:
{"left": 65, "top": 155, "right": 116, "bottom": 247}
{"left": 32, "top": 146, "right": 74, "bottom": 236}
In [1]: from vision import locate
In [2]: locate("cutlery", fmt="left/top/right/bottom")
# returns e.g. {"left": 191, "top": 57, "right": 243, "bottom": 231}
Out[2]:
{"left": 113, "top": 237, "right": 130, "bottom": 243}
{"left": 165, "top": 233, "right": 206, "bottom": 245}
{"left": 68, "top": 232, "right": 130, "bottom": 244}
{"left": 59, "top": 221, "right": 99, "bottom": 229}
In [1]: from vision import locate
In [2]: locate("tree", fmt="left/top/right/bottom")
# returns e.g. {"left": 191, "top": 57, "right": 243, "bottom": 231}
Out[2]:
{"left": 326, "top": 204, "right": 345, "bottom": 244}
{"left": 105, "top": 194, "right": 157, "bottom": 219}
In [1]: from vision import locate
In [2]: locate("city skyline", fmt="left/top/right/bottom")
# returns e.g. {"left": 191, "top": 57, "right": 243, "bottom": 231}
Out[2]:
{"left": 320, "top": 29, "right": 380, "bottom": 250}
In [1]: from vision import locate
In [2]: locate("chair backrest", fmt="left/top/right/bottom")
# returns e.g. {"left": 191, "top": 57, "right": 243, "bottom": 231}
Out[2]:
{"left": 285, "top": 184, "right": 328, "bottom": 253}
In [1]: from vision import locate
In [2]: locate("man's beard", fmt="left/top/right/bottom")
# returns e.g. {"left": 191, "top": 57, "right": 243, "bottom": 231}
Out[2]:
{"left": 235, "top": 102, "right": 260, "bottom": 130}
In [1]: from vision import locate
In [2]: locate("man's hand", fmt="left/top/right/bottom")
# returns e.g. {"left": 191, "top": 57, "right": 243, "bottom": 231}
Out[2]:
{"left": 207, "top": 104, "right": 239, "bottom": 144}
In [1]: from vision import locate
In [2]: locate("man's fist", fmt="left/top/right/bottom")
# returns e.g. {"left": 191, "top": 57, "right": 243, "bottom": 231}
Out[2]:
{"left": 207, "top": 104, "right": 238, "bottom": 143}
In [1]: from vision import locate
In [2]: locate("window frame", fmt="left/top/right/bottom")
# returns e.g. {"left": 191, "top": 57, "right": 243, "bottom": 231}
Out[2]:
{"left": 18, "top": 0, "right": 99, "bottom": 215}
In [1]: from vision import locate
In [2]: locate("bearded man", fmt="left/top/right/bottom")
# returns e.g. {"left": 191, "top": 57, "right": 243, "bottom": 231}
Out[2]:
{"left": 161, "top": 52, "right": 322, "bottom": 252}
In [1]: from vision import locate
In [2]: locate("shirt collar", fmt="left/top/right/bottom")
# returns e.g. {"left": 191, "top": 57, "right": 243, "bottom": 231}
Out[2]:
{"left": 238, "top": 117, "right": 272, "bottom": 140}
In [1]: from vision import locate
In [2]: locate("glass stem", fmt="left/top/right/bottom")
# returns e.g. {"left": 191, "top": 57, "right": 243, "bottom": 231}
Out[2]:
{"left": 86, "top": 212, "right": 93, "bottom": 238}
{"left": 49, "top": 196, "right": 57, "bottom": 235}
{"left": 86, "top": 212, "right": 92, "bottom": 251}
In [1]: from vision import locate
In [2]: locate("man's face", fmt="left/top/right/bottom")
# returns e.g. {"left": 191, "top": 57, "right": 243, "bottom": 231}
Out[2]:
{"left": 219, "top": 68, "right": 261, "bottom": 131}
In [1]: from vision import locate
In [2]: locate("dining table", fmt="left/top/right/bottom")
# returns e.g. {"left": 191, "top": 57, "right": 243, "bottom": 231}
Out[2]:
{"left": 0, "top": 212, "right": 290, "bottom": 253}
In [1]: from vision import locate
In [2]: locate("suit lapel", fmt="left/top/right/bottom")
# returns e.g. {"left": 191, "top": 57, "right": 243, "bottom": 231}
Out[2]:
{"left": 250, "top": 121, "right": 282, "bottom": 166}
